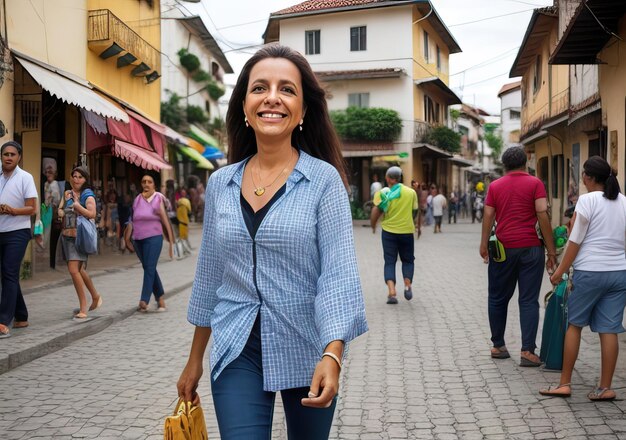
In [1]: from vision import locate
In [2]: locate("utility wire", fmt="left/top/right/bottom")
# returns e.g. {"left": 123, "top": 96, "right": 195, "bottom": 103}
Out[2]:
{"left": 453, "top": 71, "right": 510, "bottom": 89}
{"left": 450, "top": 46, "right": 520, "bottom": 77}
{"left": 448, "top": 9, "right": 534, "bottom": 27}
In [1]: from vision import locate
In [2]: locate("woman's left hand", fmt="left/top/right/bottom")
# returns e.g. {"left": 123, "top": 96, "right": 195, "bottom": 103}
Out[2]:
{"left": 168, "top": 242, "right": 174, "bottom": 259}
{"left": 301, "top": 357, "right": 340, "bottom": 408}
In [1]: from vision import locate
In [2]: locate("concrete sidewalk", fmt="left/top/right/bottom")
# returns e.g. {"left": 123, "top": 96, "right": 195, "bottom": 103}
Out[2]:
{"left": 0, "top": 224, "right": 203, "bottom": 374}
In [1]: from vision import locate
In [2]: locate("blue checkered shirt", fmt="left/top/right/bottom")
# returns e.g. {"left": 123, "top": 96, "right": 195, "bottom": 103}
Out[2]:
{"left": 188, "top": 150, "right": 368, "bottom": 391}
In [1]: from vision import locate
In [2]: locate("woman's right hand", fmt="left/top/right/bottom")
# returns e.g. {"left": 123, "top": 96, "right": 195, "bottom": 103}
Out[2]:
{"left": 177, "top": 360, "right": 203, "bottom": 405}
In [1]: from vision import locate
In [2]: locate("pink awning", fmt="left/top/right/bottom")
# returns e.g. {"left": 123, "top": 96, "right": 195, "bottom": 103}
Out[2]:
{"left": 113, "top": 139, "right": 172, "bottom": 171}
{"left": 126, "top": 109, "right": 166, "bottom": 158}
{"left": 107, "top": 117, "right": 151, "bottom": 151}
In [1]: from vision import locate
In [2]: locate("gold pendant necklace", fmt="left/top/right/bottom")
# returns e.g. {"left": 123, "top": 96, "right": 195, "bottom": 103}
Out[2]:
{"left": 251, "top": 148, "right": 294, "bottom": 197}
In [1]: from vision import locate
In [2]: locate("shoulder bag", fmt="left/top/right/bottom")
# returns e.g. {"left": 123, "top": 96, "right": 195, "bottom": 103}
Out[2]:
{"left": 75, "top": 189, "right": 98, "bottom": 255}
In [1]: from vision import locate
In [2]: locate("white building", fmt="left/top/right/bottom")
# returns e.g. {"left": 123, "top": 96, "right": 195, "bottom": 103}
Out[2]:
{"left": 160, "top": 7, "right": 232, "bottom": 123}
{"left": 264, "top": 0, "right": 462, "bottom": 202}
{"left": 497, "top": 81, "right": 522, "bottom": 151}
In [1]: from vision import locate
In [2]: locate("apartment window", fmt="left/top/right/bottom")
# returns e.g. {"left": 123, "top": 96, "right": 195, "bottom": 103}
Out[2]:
{"left": 348, "top": 93, "right": 370, "bottom": 108}
{"left": 350, "top": 26, "right": 366, "bottom": 51}
{"left": 305, "top": 30, "right": 320, "bottom": 55}
{"left": 552, "top": 154, "right": 563, "bottom": 198}
{"left": 509, "top": 110, "right": 521, "bottom": 120}
{"left": 436, "top": 45, "right": 441, "bottom": 71}
{"left": 588, "top": 137, "right": 604, "bottom": 158}
{"left": 423, "top": 31, "right": 429, "bottom": 62}
{"left": 533, "top": 55, "right": 542, "bottom": 94}
{"left": 423, "top": 95, "right": 439, "bottom": 124}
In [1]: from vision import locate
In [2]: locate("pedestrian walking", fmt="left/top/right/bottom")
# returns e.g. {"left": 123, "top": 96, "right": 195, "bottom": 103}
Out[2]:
{"left": 42, "top": 159, "right": 62, "bottom": 266}
{"left": 57, "top": 166, "right": 102, "bottom": 322}
{"left": 540, "top": 157, "right": 626, "bottom": 401}
{"left": 370, "top": 166, "right": 419, "bottom": 304}
{"left": 431, "top": 186, "right": 447, "bottom": 233}
{"left": 176, "top": 189, "right": 192, "bottom": 255}
{"left": 448, "top": 191, "right": 458, "bottom": 224}
{"left": 411, "top": 180, "right": 422, "bottom": 238}
{"left": 0, "top": 141, "right": 37, "bottom": 338}
{"left": 177, "top": 45, "right": 367, "bottom": 439}
{"left": 479, "top": 146, "right": 557, "bottom": 366}
{"left": 370, "top": 173, "right": 383, "bottom": 200}
{"left": 131, "top": 173, "right": 174, "bottom": 312}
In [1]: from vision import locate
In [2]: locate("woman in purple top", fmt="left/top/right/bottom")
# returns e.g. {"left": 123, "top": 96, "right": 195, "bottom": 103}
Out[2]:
{"left": 131, "top": 173, "right": 174, "bottom": 312}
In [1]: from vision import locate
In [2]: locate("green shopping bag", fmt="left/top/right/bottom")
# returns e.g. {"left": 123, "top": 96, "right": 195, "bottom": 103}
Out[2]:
{"left": 539, "top": 276, "right": 569, "bottom": 370}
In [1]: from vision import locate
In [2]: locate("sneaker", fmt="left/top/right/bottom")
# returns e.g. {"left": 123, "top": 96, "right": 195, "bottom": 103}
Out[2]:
{"left": 386, "top": 295, "right": 398, "bottom": 305}
{"left": 404, "top": 287, "right": 413, "bottom": 301}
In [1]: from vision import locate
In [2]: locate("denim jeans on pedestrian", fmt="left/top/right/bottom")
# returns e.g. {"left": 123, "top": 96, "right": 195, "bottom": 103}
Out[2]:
{"left": 381, "top": 230, "right": 415, "bottom": 284}
{"left": 0, "top": 228, "right": 32, "bottom": 326}
{"left": 211, "top": 315, "right": 336, "bottom": 440}
{"left": 133, "top": 234, "right": 164, "bottom": 304}
{"left": 488, "top": 245, "right": 544, "bottom": 352}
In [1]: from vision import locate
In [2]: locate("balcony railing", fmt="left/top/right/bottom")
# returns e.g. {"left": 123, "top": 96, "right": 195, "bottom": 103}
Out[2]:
{"left": 414, "top": 120, "right": 432, "bottom": 143}
{"left": 88, "top": 9, "right": 160, "bottom": 81}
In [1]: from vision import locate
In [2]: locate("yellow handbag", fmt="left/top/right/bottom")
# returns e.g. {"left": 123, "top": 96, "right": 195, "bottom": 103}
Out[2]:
{"left": 163, "top": 398, "right": 208, "bottom": 440}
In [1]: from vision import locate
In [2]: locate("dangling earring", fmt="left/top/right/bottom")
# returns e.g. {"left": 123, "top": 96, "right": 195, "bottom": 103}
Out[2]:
{"left": 299, "top": 119, "right": 303, "bottom": 132}
{"left": 245, "top": 116, "right": 249, "bottom": 128}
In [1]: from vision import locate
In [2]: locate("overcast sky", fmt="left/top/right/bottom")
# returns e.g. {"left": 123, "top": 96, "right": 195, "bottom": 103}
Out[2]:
{"left": 178, "top": 0, "right": 553, "bottom": 115}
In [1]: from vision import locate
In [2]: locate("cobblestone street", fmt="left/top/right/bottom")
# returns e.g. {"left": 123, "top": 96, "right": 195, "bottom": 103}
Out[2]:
{"left": 2, "top": 220, "right": 626, "bottom": 439}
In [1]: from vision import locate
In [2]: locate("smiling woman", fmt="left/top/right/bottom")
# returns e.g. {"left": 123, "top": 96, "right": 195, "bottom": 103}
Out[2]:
{"left": 177, "top": 45, "right": 368, "bottom": 439}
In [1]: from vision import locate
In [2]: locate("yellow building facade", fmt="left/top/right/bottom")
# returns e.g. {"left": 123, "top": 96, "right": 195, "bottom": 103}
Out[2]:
{"left": 513, "top": 6, "right": 577, "bottom": 225}
{"left": 86, "top": 0, "right": 161, "bottom": 121}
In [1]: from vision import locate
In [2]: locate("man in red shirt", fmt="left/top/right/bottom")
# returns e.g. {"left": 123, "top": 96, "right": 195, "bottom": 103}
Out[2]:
{"left": 479, "top": 146, "right": 557, "bottom": 367}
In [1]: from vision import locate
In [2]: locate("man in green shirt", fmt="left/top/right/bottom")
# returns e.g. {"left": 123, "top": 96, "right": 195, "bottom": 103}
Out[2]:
{"left": 370, "top": 166, "right": 419, "bottom": 304}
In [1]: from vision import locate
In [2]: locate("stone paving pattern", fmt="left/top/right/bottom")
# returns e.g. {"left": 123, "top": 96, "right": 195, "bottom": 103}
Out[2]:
{"left": 2, "top": 220, "right": 626, "bottom": 438}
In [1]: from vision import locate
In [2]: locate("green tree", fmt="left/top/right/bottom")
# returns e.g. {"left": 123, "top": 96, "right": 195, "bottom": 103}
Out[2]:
{"left": 160, "top": 93, "right": 186, "bottom": 132}
{"left": 424, "top": 126, "right": 461, "bottom": 153}
{"left": 330, "top": 107, "right": 402, "bottom": 142}
{"left": 186, "top": 105, "right": 208, "bottom": 125}
{"left": 486, "top": 132, "right": 503, "bottom": 162}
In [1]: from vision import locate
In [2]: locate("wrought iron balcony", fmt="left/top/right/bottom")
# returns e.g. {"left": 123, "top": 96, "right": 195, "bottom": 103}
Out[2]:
{"left": 88, "top": 9, "right": 160, "bottom": 83}
{"left": 414, "top": 120, "right": 432, "bottom": 143}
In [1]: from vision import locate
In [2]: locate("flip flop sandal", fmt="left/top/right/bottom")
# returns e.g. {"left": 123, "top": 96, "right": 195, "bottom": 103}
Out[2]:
{"left": 72, "top": 313, "right": 90, "bottom": 323}
{"left": 520, "top": 355, "right": 542, "bottom": 367}
{"left": 491, "top": 347, "right": 511, "bottom": 359}
{"left": 12, "top": 321, "right": 29, "bottom": 329}
{"left": 539, "top": 383, "right": 571, "bottom": 398}
{"left": 0, "top": 324, "right": 10, "bottom": 339}
{"left": 588, "top": 388, "right": 616, "bottom": 401}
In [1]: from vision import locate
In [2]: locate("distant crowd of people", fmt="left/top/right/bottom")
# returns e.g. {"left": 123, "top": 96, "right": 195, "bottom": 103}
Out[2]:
{"left": 0, "top": 139, "right": 208, "bottom": 336}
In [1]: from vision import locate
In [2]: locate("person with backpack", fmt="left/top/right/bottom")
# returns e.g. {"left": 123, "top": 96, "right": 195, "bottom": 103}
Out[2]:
{"left": 57, "top": 166, "right": 102, "bottom": 322}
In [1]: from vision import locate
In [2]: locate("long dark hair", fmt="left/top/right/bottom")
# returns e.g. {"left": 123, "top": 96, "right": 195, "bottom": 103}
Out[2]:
{"left": 226, "top": 45, "right": 348, "bottom": 187}
{"left": 71, "top": 166, "right": 92, "bottom": 193}
{"left": 583, "top": 156, "right": 620, "bottom": 200}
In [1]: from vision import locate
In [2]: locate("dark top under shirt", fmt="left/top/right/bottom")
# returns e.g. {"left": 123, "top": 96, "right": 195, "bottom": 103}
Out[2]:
{"left": 240, "top": 184, "right": 286, "bottom": 239}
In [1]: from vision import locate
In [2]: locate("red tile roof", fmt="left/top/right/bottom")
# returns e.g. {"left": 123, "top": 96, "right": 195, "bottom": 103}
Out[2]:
{"left": 273, "top": 0, "right": 383, "bottom": 16}
{"left": 315, "top": 68, "right": 404, "bottom": 81}
{"left": 497, "top": 81, "right": 521, "bottom": 97}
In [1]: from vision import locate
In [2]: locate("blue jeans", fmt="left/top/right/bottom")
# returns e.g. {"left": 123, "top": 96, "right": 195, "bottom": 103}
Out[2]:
{"left": 0, "top": 229, "right": 31, "bottom": 326}
{"left": 133, "top": 235, "right": 164, "bottom": 304}
{"left": 211, "top": 316, "right": 336, "bottom": 440}
{"left": 488, "top": 245, "right": 544, "bottom": 352}
{"left": 381, "top": 230, "right": 414, "bottom": 284}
